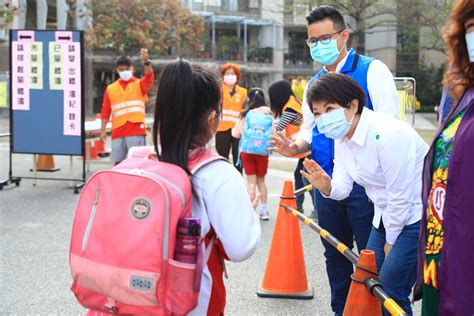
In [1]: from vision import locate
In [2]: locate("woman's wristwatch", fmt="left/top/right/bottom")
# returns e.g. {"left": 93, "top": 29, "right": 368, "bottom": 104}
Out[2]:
{"left": 144, "top": 60, "right": 152, "bottom": 66}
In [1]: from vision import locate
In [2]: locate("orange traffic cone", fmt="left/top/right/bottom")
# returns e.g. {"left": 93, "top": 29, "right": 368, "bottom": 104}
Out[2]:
{"left": 85, "top": 140, "right": 99, "bottom": 160}
{"left": 257, "top": 180, "right": 313, "bottom": 299}
{"left": 343, "top": 250, "right": 382, "bottom": 315}
{"left": 35, "top": 154, "right": 60, "bottom": 172}
{"left": 95, "top": 139, "right": 105, "bottom": 154}
{"left": 95, "top": 139, "right": 111, "bottom": 158}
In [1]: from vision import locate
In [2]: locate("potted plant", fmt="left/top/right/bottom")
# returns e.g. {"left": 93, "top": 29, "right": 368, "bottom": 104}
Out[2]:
{"left": 217, "top": 35, "right": 241, "bottom": 61}
{"left": 0, "top": 2, "right": 20, "bottom": 40}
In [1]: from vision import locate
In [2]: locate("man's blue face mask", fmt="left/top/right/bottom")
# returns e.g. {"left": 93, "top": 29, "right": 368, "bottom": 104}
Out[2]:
{"left": 308, "top": 32, "right": 344, "bottom": 66}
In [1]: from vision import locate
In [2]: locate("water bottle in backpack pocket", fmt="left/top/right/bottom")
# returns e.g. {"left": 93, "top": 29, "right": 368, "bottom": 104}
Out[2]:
{"left": 240, "top": 112, "right": 273, "bottom": 156}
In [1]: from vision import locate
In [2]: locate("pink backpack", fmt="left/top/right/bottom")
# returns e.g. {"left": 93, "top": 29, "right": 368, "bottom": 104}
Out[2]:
{"left": 69, "top": 147, "right": 223, "bottom": 315}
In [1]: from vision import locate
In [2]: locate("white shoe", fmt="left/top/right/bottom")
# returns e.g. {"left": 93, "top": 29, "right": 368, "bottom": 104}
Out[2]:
{"left": 260, "top": 210, "right": 269, "bottom": 221}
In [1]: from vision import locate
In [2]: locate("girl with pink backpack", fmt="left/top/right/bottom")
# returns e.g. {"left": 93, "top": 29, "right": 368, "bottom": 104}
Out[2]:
{"left": 71, "top": 60, "right": 260, "bottom": 316}
{"left": 154, "top": 60, "right": 261, "bottom": 315}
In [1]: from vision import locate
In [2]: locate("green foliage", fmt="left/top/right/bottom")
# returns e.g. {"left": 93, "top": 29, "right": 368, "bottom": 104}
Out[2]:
{"left": 216, "top": 35, "right": 241, "bottom": 50}
{"left": 247, "top": 46, "right": 272, "bottom": 63}
{"left": 216, "top": 35, "right": 242, "bottom": 60}
{"left": 409, "top": 63, "right": 445, "bottom": 112}
{"left": 85, "top": 0, "right": 205, "bottom": 55}
{"left": 395, "top": 0, "right": 454, "bottom": 55}
{"left": 0, "top": 2, "right": 20, "bottom": 27}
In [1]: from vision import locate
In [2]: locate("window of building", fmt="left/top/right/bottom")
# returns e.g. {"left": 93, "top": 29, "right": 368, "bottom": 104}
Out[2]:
{"left": 23, "top": 0, "right": 57, "bottom": 29}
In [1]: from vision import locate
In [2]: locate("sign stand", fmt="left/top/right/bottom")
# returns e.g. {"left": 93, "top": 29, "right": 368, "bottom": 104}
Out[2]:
{"left": 0, "top": 29, "right": 86, "bottom": 193}
{"left": 0, "top": 150, "right": 21, "bottom": 189}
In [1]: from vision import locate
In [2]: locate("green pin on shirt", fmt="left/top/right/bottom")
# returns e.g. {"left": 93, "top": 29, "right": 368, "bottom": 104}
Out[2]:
{"left": 376, "top": 133, "right": 380, "bottom": 140}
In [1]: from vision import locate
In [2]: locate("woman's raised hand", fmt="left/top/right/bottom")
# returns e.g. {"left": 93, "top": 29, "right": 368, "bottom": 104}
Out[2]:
{"left": 269, "top": 131, "right": 297, "bottom": 157}
{"left": 301, "top": 159, "right": 332, "bottom": 196}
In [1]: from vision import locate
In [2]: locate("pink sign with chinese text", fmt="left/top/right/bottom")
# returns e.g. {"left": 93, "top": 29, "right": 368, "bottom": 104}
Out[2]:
{"left": 63, "top": 41, "right": 81, "bottom": 136}
{"left": 11, "top": 41, "right": 30, "bottom": 110}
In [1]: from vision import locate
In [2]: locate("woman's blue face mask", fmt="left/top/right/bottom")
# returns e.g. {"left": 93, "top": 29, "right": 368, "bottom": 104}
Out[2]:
{"left": 314, "top": 106, "right": 355, "bottom": 140}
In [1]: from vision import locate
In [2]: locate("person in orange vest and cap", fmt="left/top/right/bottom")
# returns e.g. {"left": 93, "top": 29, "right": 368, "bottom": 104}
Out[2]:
{"left": 100, "top": 49, "right": 154, "bottom": 164}
{"left": 216, "top": 63, "right": 247, "bottom": 172}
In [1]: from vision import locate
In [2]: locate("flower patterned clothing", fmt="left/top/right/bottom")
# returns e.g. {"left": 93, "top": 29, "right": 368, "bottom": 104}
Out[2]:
{"left": 422, "top": 109, "right": 466, "bottom": 316}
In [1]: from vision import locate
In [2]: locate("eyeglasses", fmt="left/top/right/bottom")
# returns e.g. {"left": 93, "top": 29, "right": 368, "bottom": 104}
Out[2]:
{"left": 306, "top": 30, "right": 344, "bottom": 48}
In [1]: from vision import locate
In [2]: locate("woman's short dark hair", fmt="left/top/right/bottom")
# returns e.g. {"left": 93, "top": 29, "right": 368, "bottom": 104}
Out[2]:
{"left": 153, "top": 59, "right": 221, "bottom": 174}
{"left": 306, "top": 73, "right": 366, "bottom": 114}
{"left": 241, "top": 88, "right": 266, "bottom": 118}
{"left": 268, "top": 80, "right": 295, "bottom": 118}
{"left": 306, "top": 5, "right": 346, "bottom": 30}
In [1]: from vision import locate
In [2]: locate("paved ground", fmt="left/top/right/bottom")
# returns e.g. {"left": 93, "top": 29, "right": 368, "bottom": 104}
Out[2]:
{"left": 0, "top": 113, "right": 432, "bottom": 315}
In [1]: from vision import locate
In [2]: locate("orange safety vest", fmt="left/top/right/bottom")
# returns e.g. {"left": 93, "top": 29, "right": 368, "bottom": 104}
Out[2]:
{"left": 282, "top": 96, "right": 310, "bottom": 159}
{"left": 107, "top": 79, "right": 147, "bottom": 130}
{"left": 217, "top": 84, "right": 247, "bottom": 132}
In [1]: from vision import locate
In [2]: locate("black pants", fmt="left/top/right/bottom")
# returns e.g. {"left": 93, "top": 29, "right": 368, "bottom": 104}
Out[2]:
{"left": 215, "top": 129, "right": 242, "bottom": 173}
{"left": 294, "top": 157, "right": 306, "bottom": 210}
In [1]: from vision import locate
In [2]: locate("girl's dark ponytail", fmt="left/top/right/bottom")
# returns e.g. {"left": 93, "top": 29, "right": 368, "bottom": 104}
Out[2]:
{"left": 240, "top": 88, "right": 267, "bottom": 118}
{"left": 153, "top": 59, "right": 221, "bottom": 174}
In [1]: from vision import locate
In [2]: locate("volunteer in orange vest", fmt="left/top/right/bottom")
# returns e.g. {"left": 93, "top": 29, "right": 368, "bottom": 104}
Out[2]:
{"left": 216, "top": 63, "right": 247, "bottom": 172}
{"left": 269, "top": 79, "right": 315, "bottom": 217}
{"left": 100, "top": 49, "right": 154, "bottom": 164}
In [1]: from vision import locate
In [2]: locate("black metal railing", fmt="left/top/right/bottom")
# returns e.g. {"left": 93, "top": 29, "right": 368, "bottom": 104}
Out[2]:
{"left": 284, "top": 47, "right": 312, "bottom": 68}
{"left": 248, "top": 46, "right": 273, "bottom": 64}
{"left": 149, "top": 45, "right": 273, "bottom": 63}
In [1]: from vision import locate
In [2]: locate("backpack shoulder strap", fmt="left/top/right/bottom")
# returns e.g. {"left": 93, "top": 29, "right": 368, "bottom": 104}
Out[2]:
{"left": 188, "top": 148, "right": 227, "bottom": 175}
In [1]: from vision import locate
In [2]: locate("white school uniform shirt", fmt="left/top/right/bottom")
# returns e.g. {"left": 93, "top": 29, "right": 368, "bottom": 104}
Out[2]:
{"left": 324, "top": 109, "right": 429, "bottom": 244}
{"left": 189, "top": 159, "right": 261, "bottom": 315}
{"left": 298, "top": 53, "right": 400, "bottom": 144}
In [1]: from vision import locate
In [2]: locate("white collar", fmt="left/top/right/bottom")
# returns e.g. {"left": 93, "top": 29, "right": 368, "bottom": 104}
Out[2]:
{"left": 348, "top": 108, "right": 371, "bottom": 147}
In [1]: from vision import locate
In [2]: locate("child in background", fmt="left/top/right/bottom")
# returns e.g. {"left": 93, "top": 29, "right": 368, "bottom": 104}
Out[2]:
{"left": 232, "top": 88, "right": 273, "bottom": 220}
{"left": 155, "top": 60, "right": 260, "bottom": 315}
{"left": 269, "top": 80, "right": 314, "bottom": 217}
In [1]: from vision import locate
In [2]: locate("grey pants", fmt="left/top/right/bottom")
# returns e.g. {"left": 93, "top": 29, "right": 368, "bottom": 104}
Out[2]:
{"left": 111, "top": 135, "right": 146, "bottom": 162}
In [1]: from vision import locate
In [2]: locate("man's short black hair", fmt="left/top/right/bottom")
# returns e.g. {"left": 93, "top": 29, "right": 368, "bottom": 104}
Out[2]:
{"left": 306, "top": 5, "right": 346, "bottom": 30}
{"left": 307, "top": 73, "right": 366, "bottom": 114}
{"left": 116, "top": 56, "right": 132, "bottom": 67}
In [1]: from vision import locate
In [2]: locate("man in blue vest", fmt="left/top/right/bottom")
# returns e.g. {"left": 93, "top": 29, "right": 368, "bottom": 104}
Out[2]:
{"left": 270, "top": 5, "right": 399, "bottom": 315}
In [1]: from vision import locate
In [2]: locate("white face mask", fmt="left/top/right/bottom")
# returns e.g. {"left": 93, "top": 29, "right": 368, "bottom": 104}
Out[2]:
{"left": 119, "top": 70, "right": 133, "bottom": 81}
{"left": 466, "top": 32, "right": 474, "bottom": 63}
{"left": 223, "top": 75, "right": 237, "bottom": 85}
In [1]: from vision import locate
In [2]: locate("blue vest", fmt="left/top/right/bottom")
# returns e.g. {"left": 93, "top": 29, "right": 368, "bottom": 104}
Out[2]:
{"left": 309, "top": 49, "right": 374, "bottom": 176}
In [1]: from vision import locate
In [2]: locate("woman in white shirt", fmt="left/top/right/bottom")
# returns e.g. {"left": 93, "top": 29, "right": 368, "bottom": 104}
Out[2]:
{"left": 300, "top": 73, "right": 428, "bottom": 315}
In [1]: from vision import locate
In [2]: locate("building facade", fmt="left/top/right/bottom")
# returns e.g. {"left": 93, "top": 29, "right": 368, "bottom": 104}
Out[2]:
{"left": 182, "top": 0, "right": 401, "bottom": 92}
{"left": 1, "top": 0, "right": 444, "bottom": 115}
